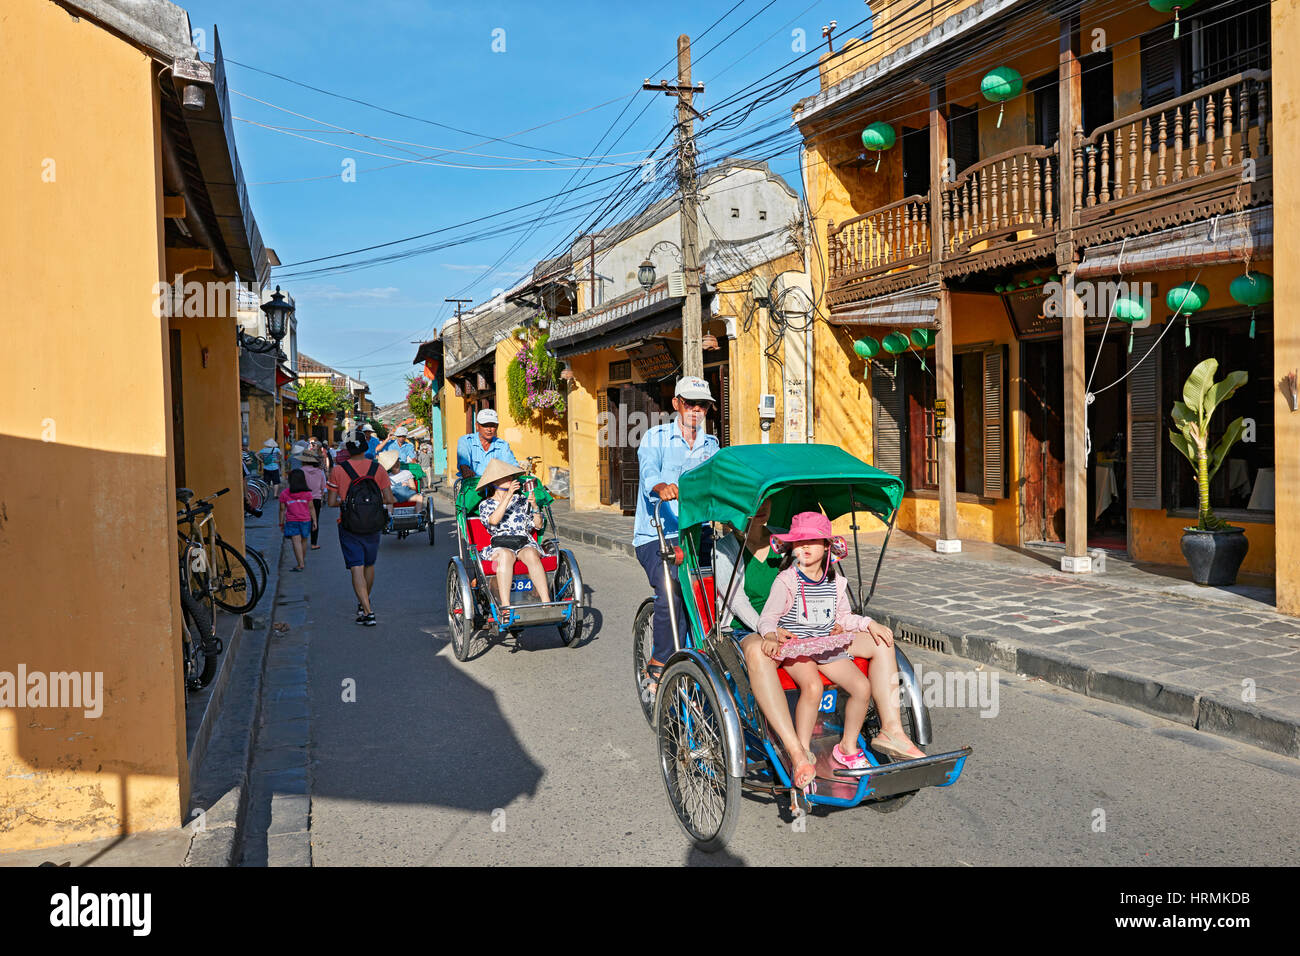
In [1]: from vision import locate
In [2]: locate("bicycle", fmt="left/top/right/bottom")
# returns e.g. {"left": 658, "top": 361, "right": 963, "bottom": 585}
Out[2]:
{"left": 177, "top": 487, "right": 261, "bottom": 615}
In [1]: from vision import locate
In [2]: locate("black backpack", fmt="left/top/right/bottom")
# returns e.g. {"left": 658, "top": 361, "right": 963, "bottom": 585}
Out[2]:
{"left": 340, "top": 460, "right": 387, "bottom": 534}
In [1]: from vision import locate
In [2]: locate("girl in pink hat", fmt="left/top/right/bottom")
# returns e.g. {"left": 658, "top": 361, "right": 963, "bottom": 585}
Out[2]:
{"left": 757, "top": 511, "right": 924, "bottom": 792}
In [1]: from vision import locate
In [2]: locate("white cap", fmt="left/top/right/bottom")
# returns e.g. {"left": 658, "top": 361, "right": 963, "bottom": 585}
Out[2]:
{"left": 476, "top": 408, "right": 500, "bottom": 425}
{"left": 362, "top": 423, "right": 375, "bottom": 433}
{"left": 394, "top": 426, "right": 408, "bottom": 437}
{"left": 674, "top": 376, "right": 714, "bottom": 403}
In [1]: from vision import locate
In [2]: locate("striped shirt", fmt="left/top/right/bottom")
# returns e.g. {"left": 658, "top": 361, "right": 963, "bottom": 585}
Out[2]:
{"left": 776, "top": 570, "right": 839, "bottom": 638}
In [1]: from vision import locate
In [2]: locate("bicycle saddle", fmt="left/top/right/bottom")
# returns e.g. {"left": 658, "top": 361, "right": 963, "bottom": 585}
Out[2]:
{"left": 176, "top": 488, "right": 195, "bottom": 503}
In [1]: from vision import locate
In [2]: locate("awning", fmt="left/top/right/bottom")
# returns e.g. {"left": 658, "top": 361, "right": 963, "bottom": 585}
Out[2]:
{"left": 275, "top": 366, "right": 295, "bottom": 388}
{"left": 1077, "top": 206, "right": 1272, "bottom": 279}
{"left": 827, "top": 282, "right": 942, "bottom": 328}
{"left": 550, "top": 283, "right": 703, "bottom": 359}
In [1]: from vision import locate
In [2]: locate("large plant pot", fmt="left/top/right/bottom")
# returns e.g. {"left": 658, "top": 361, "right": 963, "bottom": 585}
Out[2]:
{"left": 1180, "top": 526, "right": 1249, "bottom": 586}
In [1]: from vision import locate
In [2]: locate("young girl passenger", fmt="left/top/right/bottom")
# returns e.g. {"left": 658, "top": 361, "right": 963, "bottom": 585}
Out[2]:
{"left": 756, "top": 511, "right": 919, "bottom": 789}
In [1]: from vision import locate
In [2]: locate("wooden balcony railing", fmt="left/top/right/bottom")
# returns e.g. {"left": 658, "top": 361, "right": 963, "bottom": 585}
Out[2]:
{"left": 941, "top": 144, "right": 1057, "bottom": 255}
{"left": 826, "top": 72, "right": 1270, "bottom": 295}
{"left": 827, "top": 195, "right": 930, "bottom": 285}
{"left": 1075, "top": 70, "right": 1270, "bottom": 219}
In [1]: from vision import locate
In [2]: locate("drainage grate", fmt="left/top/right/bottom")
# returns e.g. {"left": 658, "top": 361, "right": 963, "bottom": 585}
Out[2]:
{"left": 895, "top": 623, "right": 949, "bottom": 653}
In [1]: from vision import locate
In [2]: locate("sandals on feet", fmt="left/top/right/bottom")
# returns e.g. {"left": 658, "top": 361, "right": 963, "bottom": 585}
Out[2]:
{"left": 644, "top": 660, "right": 665, "bottom": 697}
{"left": 871, "top": 729, "right": 925, "bottom": 761}
{"left": 832, "top": 742, "right": 871, "bottom": 770}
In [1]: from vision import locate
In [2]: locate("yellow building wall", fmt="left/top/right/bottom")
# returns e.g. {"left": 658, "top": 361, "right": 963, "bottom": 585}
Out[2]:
{"left": 246, "top": 389, "right": 277, "bottom": 457}
{"left": 0, "top": 0, "right": 186, "bottom": 849}
{"left": 440, "top": 385, "right": 469, "bottom": 483}
{"left": 1275, "top": 2, "right": 1300, "bottom": 615}
{"left": 565, "top": 352, "right": 603, "bottom": 512}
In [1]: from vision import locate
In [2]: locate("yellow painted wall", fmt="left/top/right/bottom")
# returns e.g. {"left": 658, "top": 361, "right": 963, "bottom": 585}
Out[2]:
{"left": 0, "top": 0, "right": 185, "bottom": 849}
{"left": 440, "top": 384, "right": 468, "bottom": 483}
{"left": 565, "top": 352, "right": 603, "bottom": 512}
{"left": 1275, "top": 2, "right": 1300, "bottom": 615}
{"left": 246, "top": 390, "right": 277, "bottom": 458}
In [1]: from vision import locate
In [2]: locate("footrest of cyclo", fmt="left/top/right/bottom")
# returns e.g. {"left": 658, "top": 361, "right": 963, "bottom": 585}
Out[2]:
{"left": 502, "top": 600, "right": 575, "bottom": 628}
{"left": 832, "top": 746, "right": 972, "bottom": 798}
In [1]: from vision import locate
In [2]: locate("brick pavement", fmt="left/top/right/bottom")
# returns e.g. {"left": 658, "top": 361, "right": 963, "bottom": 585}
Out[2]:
{"left": 517, "top": 494, "right": 1300, "bottom": 758}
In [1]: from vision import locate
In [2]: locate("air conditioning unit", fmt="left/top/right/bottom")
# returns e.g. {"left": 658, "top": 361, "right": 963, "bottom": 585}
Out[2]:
{"left": 667, "top": 270, "right": 687, "bottom": 297}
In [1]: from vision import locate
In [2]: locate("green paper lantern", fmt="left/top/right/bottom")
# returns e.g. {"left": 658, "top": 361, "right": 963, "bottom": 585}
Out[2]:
{"left": 1031, "top": 276, "right": 1044, "bottom": 285}
{"left": 1167, "top": 282, "right": 1209, "bottom": 314}
{"left": 1149, "top": 0, "right": 1197, "bottom": 39}
{"left": 981, "top": 66, "right": 1023, "bottom": 127}
{"left": 1230, "top": 271, "right": 1272, "bottom": 339}
{"left": 853, "top": 336, "right": 881, "bottom": 359}
{"left": 882, "top": 331, "right": 910, "bottom": 355}
{"left": 993, "top": 284, "right": 1005, "bottom": 293}
{"left": 1017, "top": 280, "right": 1030, "bottom": 288}
{"left": 909, "top": 328, "right": 936, "bottom": 349}
{"left": 1112, "top": 297, "right": 1146, "bottom": 323}
{"left": 861, "top": 122, "right": 896, "bottom": 171}
{"left": 1048, "top": 273, "right": 1061, "bottom": 283}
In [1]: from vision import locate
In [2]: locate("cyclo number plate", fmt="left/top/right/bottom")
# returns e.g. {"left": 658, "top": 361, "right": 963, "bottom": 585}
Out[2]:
{"left": 511, "top": 578, "right": 534, "bottom": 592}
{"left": 819, "top": 689, "right": 837, "bottom": 713}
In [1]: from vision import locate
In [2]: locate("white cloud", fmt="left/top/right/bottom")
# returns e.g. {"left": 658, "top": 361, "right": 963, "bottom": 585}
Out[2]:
{"left": 298, "top": 285, "right": 401, "bottom": 302}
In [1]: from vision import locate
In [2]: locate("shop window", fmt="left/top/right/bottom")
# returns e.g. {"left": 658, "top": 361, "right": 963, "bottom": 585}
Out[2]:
{"left": 1140, "top": 0, "right": 1269, "bottom": 108}
{"left": 870, "top": 346, "right": 1007, "bottom": 497}
{"left": 1157, "top": 311, "right": 1274, "bottom": 513}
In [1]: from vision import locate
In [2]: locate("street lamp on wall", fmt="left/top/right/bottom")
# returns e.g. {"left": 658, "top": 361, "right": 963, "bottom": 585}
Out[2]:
{"left": 637, "top": 240, "right": 684, "bottom": 292}
{"left": 238, "top": 285, "right": 294, "bottom": 354}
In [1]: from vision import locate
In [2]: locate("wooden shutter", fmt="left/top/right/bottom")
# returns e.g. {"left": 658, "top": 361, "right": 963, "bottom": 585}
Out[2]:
{"left": 1140, "top": 25, "right": 1181, "bottom": 109}
{"left": 597, "top": 390, "right": 612, "bottom": 505}
{"left": 1128, "top": 329, "right": 1163, "bottom": 509}
{"left": 719, "top": 365, "right": 731, "bottom": 447}
{"left": 947, "top": 105, "right": 979, "bottom": 175}
{"left": 901, "top": 125, "right": 929, "bottom": 196}
{"left": 982, "top": 347, "right": 1007, "bottom": 499}
{"left": 871, "top": 363, "right": 906, "bottom": 479}
{"left": 1030, "top": 71, "right": 1059, "bottom": 150}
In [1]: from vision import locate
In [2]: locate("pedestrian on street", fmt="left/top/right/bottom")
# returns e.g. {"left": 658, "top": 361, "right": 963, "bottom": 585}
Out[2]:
{"left": 327, "top": 428, "right": 395, "bottom": 626}
{"left": 259, "top": 439, "right": 283, "bottom": 492}
{"left": 280, "top": 468, "right": 317, "bottom": 572}
{"left": 635, "top": 377, "right": 719, "bottom": 698}
{"left": 300, "top": 449, "right": 328, "bottom": 550}
{"left": 363, "top": 423, "right": 380, "bottom": 460}
{"left": 457, "top": 408, "right": 519, "bottom": 478}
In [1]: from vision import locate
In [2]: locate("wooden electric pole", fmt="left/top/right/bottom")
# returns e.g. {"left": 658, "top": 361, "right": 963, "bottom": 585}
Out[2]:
{"left": 644, "top": 34, "right": 705, "bottom": 379}
{"left": 445, "top": 297, "right": 473, "bottom": 356}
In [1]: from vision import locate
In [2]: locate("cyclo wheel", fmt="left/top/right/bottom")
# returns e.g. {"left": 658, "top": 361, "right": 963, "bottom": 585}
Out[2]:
{"left": 445, "top": 562, "right": 473, "bottom": 662}
{"left": 180, "top": 590, "right": 217, "bottom": 690}
{"left": 632, "top": 598, "right": 656, "bottom": 726}
{"left": 656, "top": 659, "right": 741, "bottom": 853}
{"left": 426, "top": 500, "right": 436, "bottom": 546}
{"left": 553, "top": 550, "right": 584, "bottom": 647}
{"left": 211, "top": 537, "right": 259, "bottom": 613}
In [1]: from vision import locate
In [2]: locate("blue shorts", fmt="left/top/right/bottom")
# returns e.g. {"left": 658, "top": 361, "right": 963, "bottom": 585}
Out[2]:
{"left": 338, "top": 525, "right": 380, "bottom": 569}
{"left": 392, "top": 484, "right": 416, "bottom": 502}
{"left": 283, "top": 520, "right": 312, "bottom": 539}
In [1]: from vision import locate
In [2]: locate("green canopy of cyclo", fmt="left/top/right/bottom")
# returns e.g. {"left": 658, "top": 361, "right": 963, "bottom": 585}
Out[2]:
{"left": 676, "top": 444, "right": 904, "bottom": 532}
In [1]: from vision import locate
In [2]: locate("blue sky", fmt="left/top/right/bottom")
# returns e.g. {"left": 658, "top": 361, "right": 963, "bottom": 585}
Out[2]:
{"left": 186, "top": 0, "right": 857, "bottom": 403}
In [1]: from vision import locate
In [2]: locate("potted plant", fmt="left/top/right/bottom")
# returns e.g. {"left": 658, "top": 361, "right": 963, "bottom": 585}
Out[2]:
{"left": 1168, "top": 357, "right": 1249, "bottom": 585}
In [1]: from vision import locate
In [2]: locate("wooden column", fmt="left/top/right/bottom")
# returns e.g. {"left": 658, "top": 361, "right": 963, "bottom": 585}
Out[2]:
{"left": 929, "top": 82, "right": 959, "bottom": 551}
{"left": 1058, "top": 13, "right": 1090, "bottom": 571}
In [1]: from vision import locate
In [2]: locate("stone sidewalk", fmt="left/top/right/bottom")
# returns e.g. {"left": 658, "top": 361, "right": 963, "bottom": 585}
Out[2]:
{"left": 520, "top": 494, "right": 1300, "bottom": 758}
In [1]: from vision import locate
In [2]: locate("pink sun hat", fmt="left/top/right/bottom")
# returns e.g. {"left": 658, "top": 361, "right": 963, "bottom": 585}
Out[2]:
{"left": 770, "top": 511, "right": 833, "bottom": 545}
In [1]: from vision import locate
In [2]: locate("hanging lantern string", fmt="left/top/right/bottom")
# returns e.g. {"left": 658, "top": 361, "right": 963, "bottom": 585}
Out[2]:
{"left": 1085, "top": 237, "right": 1126, "bottom": 400}
{"left": 1091, "top": 267, "right": 1206, "bottom": 398}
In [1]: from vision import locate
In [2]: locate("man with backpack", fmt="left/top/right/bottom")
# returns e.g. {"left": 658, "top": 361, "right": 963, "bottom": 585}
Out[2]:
{"left": 327, "top": 428, "right": 396, "bottom": 626}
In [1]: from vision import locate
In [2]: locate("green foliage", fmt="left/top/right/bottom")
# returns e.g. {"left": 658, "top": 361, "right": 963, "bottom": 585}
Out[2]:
{"left": 506, "top": 327, "right": 565, "bottom": 420}
{"left": 506, "top": 345, "right": 529, "bottom": 421}
{"left": 297, "top": 378, "right": 350, "bottom": 425}
{"left": 1168, "top": 357, "right": 1248, "bottom": 530}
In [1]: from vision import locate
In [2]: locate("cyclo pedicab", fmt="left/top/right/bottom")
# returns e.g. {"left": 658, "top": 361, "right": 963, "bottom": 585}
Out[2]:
{"left": 632, "top": 444, "right": 972, "bottom": 852}
{"left": 446, "top": 469, "right": 584, "bottom": 661}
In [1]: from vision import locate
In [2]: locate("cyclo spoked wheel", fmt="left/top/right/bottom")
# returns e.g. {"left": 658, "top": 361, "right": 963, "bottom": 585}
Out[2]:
{"left": 632, "top": 599, "right": 656, "bottom": 726}
{"left": 246, "top": 545, "right": 269, "bottom": 606}
{"left": 445, "top": 564, "right": 472, "bottom": 662}
{"left": 180, "top": 590, "right": 217, "bottom": 690}
{"left": 553, "top": 551, "right": 584, "bottom": 647}
{"left": 865, "top": 692, "right": 926, "bottom": 813}
{"left": 212, "top": 538, "right": 259, "bottom": 613}
{"left": 656, "top": 660, "right": 741, "bottom": 853}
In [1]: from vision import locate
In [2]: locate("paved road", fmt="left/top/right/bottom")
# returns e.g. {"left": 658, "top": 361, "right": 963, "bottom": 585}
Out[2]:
{"left": 242, "top": 507, "right": 1300, "bottom": 866}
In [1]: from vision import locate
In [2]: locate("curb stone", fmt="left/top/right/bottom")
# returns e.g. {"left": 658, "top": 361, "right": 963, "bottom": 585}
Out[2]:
{"left": 184, "top": 525, "right": 285, "bottom": 866}
{"left": 879, "top": 609, "right": 1300, "bottom": 758}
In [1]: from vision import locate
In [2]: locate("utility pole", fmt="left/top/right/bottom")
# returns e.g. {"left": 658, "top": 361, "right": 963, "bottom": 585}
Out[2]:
{"left": 445, "top": 297, "right": 473, "bottom": 357}
{"left": 644, "top": 34, "right": 705, "bottom": 379}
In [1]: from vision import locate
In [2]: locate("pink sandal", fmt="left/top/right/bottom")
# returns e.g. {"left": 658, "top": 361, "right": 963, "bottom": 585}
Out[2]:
{"left": 832, "top": 742, "right": 871, "bottom": 770}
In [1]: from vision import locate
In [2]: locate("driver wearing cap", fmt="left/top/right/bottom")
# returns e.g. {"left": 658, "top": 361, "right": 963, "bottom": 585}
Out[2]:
{"left": 457, "top": 407, "right": 520, "bottom": 479}
{"left": 635, "top": 376, "right": 720, "bottom": 695}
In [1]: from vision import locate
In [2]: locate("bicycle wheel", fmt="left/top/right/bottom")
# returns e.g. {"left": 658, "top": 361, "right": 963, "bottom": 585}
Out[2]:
{"left": 246, "top": 545, "right": 269, "bottom": 605}
{"left": 211, "top": 538, "right": 259, "bottom": 613}
{"left": 180, "top": 590, "right": 217, "bottom": 689}
{"left": 656, "top": 659, "right": 741, "bottom": 853}
{"left": 178, "top": 534, "right": 210, "bottom": 605}
{"left": 633, "top": 598, "right": 657, "bottom": 727}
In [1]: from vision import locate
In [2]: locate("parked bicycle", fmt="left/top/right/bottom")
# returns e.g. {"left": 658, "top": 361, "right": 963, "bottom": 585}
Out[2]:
{"left": 177, "top": 487, "right": 261, "bottom": 615}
